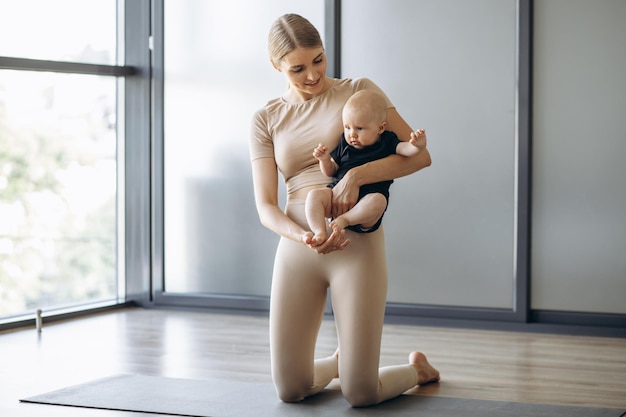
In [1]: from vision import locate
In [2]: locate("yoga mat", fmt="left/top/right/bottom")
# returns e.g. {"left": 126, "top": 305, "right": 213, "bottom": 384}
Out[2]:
{"left": 20, "top": 374, "right": 625, "bottom": 417}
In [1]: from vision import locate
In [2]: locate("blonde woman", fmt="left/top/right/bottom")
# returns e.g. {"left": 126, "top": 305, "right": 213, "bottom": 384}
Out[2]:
{"left": 249, "top": 14, "right": 440, "bottom": 407}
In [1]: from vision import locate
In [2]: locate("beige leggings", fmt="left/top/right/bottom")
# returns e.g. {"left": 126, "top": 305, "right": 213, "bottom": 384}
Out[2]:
{"left": 269, "top": 200, "right": 418, "bottom": 407}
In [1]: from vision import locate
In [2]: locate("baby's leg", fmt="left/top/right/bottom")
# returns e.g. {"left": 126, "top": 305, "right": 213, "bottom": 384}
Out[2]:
{"left": 330, "top": 193, "right": 387, "bottom": 232}
{"left": 305, "top": 188, "right": 333, "bottom": 245}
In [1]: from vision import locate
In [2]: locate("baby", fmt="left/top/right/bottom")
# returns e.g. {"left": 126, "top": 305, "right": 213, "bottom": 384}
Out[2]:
{"left": 305, "top": 90, "right": 425, "bottom": 245}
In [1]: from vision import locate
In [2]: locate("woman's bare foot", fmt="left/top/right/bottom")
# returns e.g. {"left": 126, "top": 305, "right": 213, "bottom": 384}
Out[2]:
{"left": 409, "top": 351, "right": 440, "bottom": 385}
{"left": 331, "top": 348, "right": 340, "bottom": 378}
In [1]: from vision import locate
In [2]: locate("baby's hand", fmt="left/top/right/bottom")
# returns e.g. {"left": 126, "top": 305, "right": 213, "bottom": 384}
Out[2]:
{"left": 409, "top": 129, "right": 427, "bottom": 149}
{"left": 313, "top": 143, "right": 330, "bottom": 161}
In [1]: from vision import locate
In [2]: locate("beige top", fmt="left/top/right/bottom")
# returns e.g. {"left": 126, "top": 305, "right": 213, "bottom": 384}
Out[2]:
{"left": 249, "top": 78, "right": 393, "bottom": 196}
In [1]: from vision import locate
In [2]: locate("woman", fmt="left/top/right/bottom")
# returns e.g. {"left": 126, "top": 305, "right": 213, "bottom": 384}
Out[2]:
{"left": 249, "top": 13, "right": 440, "bottom": 407}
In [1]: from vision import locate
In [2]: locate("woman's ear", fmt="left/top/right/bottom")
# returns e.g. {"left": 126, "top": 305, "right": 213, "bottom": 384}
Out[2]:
{"left": 270, "top": 59, "right": 282, "bottom": 72}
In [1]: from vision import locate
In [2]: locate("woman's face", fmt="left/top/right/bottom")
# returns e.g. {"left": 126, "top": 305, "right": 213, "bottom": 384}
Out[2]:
{"left": 274, "top": 46, "right": 327, "bottom": 100}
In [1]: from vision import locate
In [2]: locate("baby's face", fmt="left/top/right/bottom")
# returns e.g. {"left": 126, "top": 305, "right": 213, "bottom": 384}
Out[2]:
{"left": 342, "top": 106, "right": 384, "bottom": 149}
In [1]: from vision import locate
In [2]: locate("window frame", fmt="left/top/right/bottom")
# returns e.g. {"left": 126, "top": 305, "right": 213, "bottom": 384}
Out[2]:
{"left": 0, "top": 0, "right": 148, "bottom": 330}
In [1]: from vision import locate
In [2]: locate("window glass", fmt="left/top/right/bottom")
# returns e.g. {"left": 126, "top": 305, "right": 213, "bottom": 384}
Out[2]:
{"left": 0, "top": 0, "right": 116, "bottom": 65}
{"left": 163, "top": 1, "right": 324, "bottom": 294}
{"left": 0, "top": 70, "right": 119, "bottom": 317}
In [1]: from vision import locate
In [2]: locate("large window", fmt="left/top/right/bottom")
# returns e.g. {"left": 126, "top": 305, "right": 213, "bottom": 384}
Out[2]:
{"left": 161, "top": 1, "right": 324, "bottom": 297}
{"left": 0, "top": 0, "right": 123, "bottom": 321}
{"left": 0, "top": 0, "right": 116, "bottom": 65}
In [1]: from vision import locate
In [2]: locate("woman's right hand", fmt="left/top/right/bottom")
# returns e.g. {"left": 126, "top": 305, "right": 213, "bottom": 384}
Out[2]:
{"left": 306, "top": 227, "right": 350, "bottom": 254}
{"left": 330, "top": 169, "right": 360, "bottom": 219}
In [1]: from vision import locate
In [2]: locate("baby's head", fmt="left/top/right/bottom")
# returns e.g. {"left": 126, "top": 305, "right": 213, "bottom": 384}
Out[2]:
{"left": 342, "top": 91, "right": 388, "bottom": 149}
{"left": 343, "top": 90, "right": 387, "bottom": 124}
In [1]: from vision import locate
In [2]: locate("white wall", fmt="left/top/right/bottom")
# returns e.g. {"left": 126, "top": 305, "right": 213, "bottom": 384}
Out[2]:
{"left": 342, "top": 0, "right": 518, "bottom": 308}
{"left": 532, "top": 0, "right": 626, "bottom": 314}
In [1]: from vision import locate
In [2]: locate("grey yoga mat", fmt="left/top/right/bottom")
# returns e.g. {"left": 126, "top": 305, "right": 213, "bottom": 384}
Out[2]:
{"left": 20, "top": 374, "right": 625, "bottom": 417}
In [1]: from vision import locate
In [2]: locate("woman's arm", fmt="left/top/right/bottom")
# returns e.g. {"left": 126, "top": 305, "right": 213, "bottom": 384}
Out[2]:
{"left": 251, "top": 158, "right": 310, "bottom": 243}
{"left": 330, "top": 107, "right": 432, "bottom": 218}
{"left": 252, "top": 157, "right": 349, "bottom": 253}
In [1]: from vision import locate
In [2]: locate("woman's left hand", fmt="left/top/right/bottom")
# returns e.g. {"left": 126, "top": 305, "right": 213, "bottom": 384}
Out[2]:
{"left": 308, "top": 227, "right": 350, "bottom": 254}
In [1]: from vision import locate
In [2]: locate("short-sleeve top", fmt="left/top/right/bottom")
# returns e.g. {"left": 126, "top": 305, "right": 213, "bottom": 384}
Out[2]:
{"left": 249, "top": 78, "right": 393, "bottom": 196}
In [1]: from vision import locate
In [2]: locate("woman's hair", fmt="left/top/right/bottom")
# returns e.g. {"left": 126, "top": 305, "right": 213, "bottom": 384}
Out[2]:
{"left": 268, "top": 14, "right": 323, "bottom": 64}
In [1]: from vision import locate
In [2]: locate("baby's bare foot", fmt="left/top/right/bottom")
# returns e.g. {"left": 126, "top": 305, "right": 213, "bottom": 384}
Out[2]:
{"left": 409, "top": 351, "right": 440, "bottom": 385}
{"left": 329, "top": 216, "right": 349, "bottom": 232}
{"left": 312, "top": 231, "right": 328, "bottom": 246}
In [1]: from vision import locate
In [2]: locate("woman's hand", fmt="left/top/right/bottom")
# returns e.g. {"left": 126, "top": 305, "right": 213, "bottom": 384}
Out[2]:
{"left": 330, "top": 169, "right": 360, "bottom": 219}
{"left": 306, "top": 227, "right": 350, "bottom": 254}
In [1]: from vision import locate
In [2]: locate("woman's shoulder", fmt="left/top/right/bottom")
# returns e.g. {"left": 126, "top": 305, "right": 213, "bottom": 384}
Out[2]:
{"left": 252, "top": 97, "right": 287, "bottom": 124}
{"left": 337, "top": 77, "right": 393, "bottom": 107}
{"left": 254, "top": 96, "right": 283, "bottom": 114}
{"left": 340, "top": 76, "right": 382, "bottom": 90}
{"left": 332, "top": 77, "right": 379, "bottom": 91}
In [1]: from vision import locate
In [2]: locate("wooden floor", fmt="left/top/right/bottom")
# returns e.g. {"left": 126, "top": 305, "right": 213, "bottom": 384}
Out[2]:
{"left": 1, "top": 307, "right": 625, "bottom": 416}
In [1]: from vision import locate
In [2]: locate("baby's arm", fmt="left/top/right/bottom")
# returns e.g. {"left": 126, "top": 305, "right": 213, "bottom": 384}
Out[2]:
{"left": 396, "top": 129, "right": 426, "bottom": 157}
{"left": 313, "top": 143, "right": 339, "bottom": 177}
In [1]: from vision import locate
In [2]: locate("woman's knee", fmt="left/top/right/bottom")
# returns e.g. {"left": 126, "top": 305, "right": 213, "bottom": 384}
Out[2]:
{"left": 272, "top": 371, "right": 311, "bottom": 403}
{"left": 274, "top": 382, "right": 307, "bottom": 403}
{"left": 343, "top": 389, "right": 378, "bottom": 408}
{"left": 341, "top": 380, "right": 380, "bottom": 407}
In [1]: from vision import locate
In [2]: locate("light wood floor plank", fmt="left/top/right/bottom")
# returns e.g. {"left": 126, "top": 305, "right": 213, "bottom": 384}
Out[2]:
{"left": 1, "top": 307, "right": 624, "bottom": 416}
